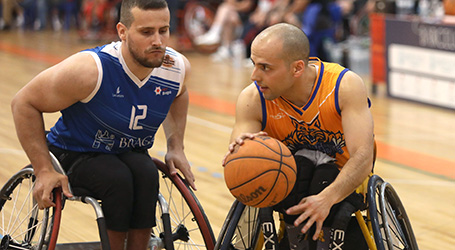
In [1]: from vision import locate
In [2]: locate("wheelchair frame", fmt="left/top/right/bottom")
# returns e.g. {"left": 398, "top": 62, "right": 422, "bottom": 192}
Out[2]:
{"left": 214, "top": 174, "right": 419, "bottom": 250}
{"left": 0, "top": 152, "right": 216, "bottom": 250}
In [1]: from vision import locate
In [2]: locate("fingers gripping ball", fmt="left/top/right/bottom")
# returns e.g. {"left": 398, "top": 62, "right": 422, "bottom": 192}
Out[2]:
{"left": 224, "top": 136, "right": 297, "bottom": 208}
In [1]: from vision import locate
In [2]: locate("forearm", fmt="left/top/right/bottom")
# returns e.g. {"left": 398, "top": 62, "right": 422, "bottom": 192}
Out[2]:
{"left": 163, "top": 89, "right": 189, "bottom": 151}
{"left": 11, "top": 97, "right": 53, "bottom": 175}
{"left": 320, "top": 146, "right": 373, "bottom": 205}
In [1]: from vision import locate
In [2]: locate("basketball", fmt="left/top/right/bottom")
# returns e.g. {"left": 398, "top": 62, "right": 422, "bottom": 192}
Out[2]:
{"left": 224, "top": 136, "right": 297, "bottom": 208}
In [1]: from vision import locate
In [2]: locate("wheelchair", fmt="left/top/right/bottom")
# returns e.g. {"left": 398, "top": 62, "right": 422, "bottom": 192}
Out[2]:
{"left": 214, "top": 174, "right": 419, "bottom": 250}
{"left": 0, "top": 152, "right": 216, "bottom": 250}
{"left": 178, "top": 0, "right": 220, "bottom": 53}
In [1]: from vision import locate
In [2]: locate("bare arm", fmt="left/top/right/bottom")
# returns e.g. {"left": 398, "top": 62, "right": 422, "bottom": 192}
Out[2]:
{"left": 229, "top": 84, "right": 264, "bottom": 142}
{"left": 11, "top": 52, "right": 98, "bottom": 208}
{"left": 222, "top": 83, "right": 265, "bottom": 165}
{"left": 287, "top": 71, "right": 374, "bottom": 239}
{"left": 162, "top": 55, "right": 196, "bottom": 190}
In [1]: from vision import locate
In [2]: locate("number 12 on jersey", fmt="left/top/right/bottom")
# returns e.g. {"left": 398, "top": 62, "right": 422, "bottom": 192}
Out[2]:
{"left": 129, "top": 105, "right": 147, "bottom": 130}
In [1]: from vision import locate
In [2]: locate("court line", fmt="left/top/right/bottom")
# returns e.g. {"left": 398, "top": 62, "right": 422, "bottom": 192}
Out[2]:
{"left": 189, "top": 92, "right": 236, "bottom": 116}
{"left": 0, "top": 42, "right": 62, "bottom": 65}
{"left": 0, "top": 148, "right": 25, "bottom": 155}
{"left": 1, "top": 41, "right": 454, "bottom": 180}
{"left": 187, "top": 115, "right": 233, "bottom": 134}
{"left": 385, "top": 178, "right": 455, "bottom": 187}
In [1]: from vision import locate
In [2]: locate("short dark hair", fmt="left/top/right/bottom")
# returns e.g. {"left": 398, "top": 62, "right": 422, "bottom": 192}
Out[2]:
{"left": 120, "top": 0, "right": 168, "bottom": 27}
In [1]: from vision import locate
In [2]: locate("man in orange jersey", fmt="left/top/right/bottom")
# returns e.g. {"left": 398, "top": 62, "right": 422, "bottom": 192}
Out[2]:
{"left": 223, "top": 23, "right": 374, "bottom": 249}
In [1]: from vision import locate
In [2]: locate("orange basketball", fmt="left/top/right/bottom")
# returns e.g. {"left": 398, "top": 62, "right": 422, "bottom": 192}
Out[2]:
{"left": 224, "top": 136, "right": 297, "bottom": 208}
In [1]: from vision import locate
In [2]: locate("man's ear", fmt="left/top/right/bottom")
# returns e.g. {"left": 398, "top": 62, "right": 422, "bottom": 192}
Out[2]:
{"left": 292, "top": 60, "right": 305, "bottom": 77}
{"left": 117, "top": 22, "right": 127, "bottom": 41}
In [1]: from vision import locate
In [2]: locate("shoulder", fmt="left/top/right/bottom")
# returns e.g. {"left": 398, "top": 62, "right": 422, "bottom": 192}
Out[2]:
{"left": 56, "top": 52, "right": 99, "bottom": 81}
{"left": 165, "top": 47, "right": 190, "bottom": 67}
{"left": 338, "top": 70, "right": 369, "bottom": 111}
{"left": 239, "top": 83, "right": 260, "bottom": 102}
{"left": 339, "top": 70, "right": 367, "bottom": 93}
{"left": 50, "top": 52, "right": 100, "bottom": 101}
{"left": 161, "top": 47, "right": 190, "bottom": 77}
{"left": 236, "top": 83, "right": 262, "bottom": 116}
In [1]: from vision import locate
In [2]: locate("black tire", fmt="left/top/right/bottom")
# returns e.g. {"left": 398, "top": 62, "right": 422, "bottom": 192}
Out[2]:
{"left": 0, "top": 166, "right": 62, "bottom": 250}
{"left": 215, "top": 201, "right": 263, "bottom": 250}
{"left": 367, "top": 175, "right": 419, "bottom": 250}
{"left": 153, "top": 158, "right": 215, "bottom": 250}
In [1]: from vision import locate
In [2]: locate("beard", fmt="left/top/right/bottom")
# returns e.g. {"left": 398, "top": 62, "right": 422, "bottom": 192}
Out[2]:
{"left": 128, "top": 40, "right": 165, "bottom": 68}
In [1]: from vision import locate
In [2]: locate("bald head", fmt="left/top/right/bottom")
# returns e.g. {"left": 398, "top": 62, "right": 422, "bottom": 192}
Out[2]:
{"left": 252, "top": 23, "right": 310, "bottom": 66}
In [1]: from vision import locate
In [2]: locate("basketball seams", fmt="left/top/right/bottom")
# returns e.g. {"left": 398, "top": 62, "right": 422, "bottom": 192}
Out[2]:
{"left": 228, "top": 169, "right": 286, "bottom": 190}
{"left": 225, "top": 157, "right": 297, "bottom": 174}
{"left": 250, "top": 139, "right": 292, "bottom": 157}
{"left": 229, "top": 170, "right": 291, "bottom": 208}
{"left": 224, "top": 136, "right": 297, "bottom": 208}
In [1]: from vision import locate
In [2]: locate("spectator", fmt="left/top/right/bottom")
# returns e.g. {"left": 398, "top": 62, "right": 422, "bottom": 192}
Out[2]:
{"left": 239, "top": 0, "right": 290, "bottom": 63}
{"left": 1, "top": 0, "right": 24, "bottom": 30}
{"left": 194, "top": 0, "right": 257, "bottom": 62}
{"left": 284, "top": 0, "right": 343, "bottom": 61}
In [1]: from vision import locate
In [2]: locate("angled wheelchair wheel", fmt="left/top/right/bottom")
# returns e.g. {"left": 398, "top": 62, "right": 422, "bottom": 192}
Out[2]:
{"left": 215, "top": 200, "right": 263, "bottom": 250}
{"left": 153, "top": 158, "right": 215, "bottom": 250}
{"left": 181, "top": 0, "right": 219, "bottom": 53}
{"left": 0, "top": 166, "right": 62, "bottom": 250}
{"left": 368, "top": 175, "right": 419, "bottom": 250}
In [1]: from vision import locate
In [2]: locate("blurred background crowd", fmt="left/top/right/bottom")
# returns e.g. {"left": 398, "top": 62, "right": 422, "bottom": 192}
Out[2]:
{"left": 0, "top": 0, "right": 453, "bottom": 72}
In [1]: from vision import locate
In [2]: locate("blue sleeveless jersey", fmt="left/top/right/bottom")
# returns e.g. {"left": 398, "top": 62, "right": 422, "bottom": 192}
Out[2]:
{"left": 47, "top": 42, "right": 186, "bottom": 153}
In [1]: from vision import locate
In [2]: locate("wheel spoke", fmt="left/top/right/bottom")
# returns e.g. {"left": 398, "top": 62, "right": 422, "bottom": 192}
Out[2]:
{"left": 154, "top": 160, "right": 215, "bottom": 250}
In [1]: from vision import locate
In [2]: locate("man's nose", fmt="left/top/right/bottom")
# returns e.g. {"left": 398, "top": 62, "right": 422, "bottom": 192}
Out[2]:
{"left": 251, "top": 67, "right": 260, "bottom": 82}
{"left": 151, "top": 32, "right": 163, "bottom": 47}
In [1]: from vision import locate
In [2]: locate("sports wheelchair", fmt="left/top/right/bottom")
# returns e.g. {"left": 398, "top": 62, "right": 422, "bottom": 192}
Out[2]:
{"left": 0, "top": 152, "right": 216, "bottom": 250}
{"left": 214, "top": 174, "right": 419, "bottom": 250}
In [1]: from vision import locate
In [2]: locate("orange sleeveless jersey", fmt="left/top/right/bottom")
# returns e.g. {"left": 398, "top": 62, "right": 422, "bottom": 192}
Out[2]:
{"left": 257, "top": 58, "right": 352, "bottom": 168}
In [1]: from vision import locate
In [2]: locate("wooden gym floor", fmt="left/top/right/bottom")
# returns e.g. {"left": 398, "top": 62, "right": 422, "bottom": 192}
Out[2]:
{"left": 0, "top": 30, "right": 454, "bottom": 249}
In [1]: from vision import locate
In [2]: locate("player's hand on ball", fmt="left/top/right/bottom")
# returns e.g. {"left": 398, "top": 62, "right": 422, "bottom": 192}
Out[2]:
{"left": 222, "top": 131, "right": 268, "bottom": 166}
{"left": 223, "top": 135, "right": 296, "bottom": 208}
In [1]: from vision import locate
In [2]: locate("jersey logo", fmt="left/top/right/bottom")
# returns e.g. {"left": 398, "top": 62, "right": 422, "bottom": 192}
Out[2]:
{"left": 270, "top": 112, "right": 285, "bottom": 119}
{"left": 282, "top": 116, "right": 345, "bottom": 157}
{"left": 92, "top": 130, "right": 115, "bottom": 151}
{"left": 112, "top": 86, "right": 124, "bottom": 98}
{"left": 162, "top": 55, "right": 175, "bottom": 67}
{"left": 154, "top": 86, "right": 172, "bottom": 96}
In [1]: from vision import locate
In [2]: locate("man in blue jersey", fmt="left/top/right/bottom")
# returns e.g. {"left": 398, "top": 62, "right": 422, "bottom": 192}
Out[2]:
{"left": 11, "top": 0, "right": 195, "bottom": 249}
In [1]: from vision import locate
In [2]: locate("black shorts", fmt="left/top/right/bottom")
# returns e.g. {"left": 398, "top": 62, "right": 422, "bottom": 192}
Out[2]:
{"left": 49, "top": 145, "right": 159, "bottom": 232}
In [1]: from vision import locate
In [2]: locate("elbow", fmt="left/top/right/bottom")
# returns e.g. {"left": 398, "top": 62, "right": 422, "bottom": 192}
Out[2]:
{"left": 363, "top": 145, "right": 375, "bottom": 174}
{"left": 10, "top": 91, "right": 34, "bottom": 119}
{"left": 10, "top": 93, "right": 21, "bottom": 116}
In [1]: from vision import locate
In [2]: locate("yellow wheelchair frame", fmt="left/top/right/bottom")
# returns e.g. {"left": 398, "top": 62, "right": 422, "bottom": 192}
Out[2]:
{"left": 214, "top": 174, "right": 419, "bottom": 250}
